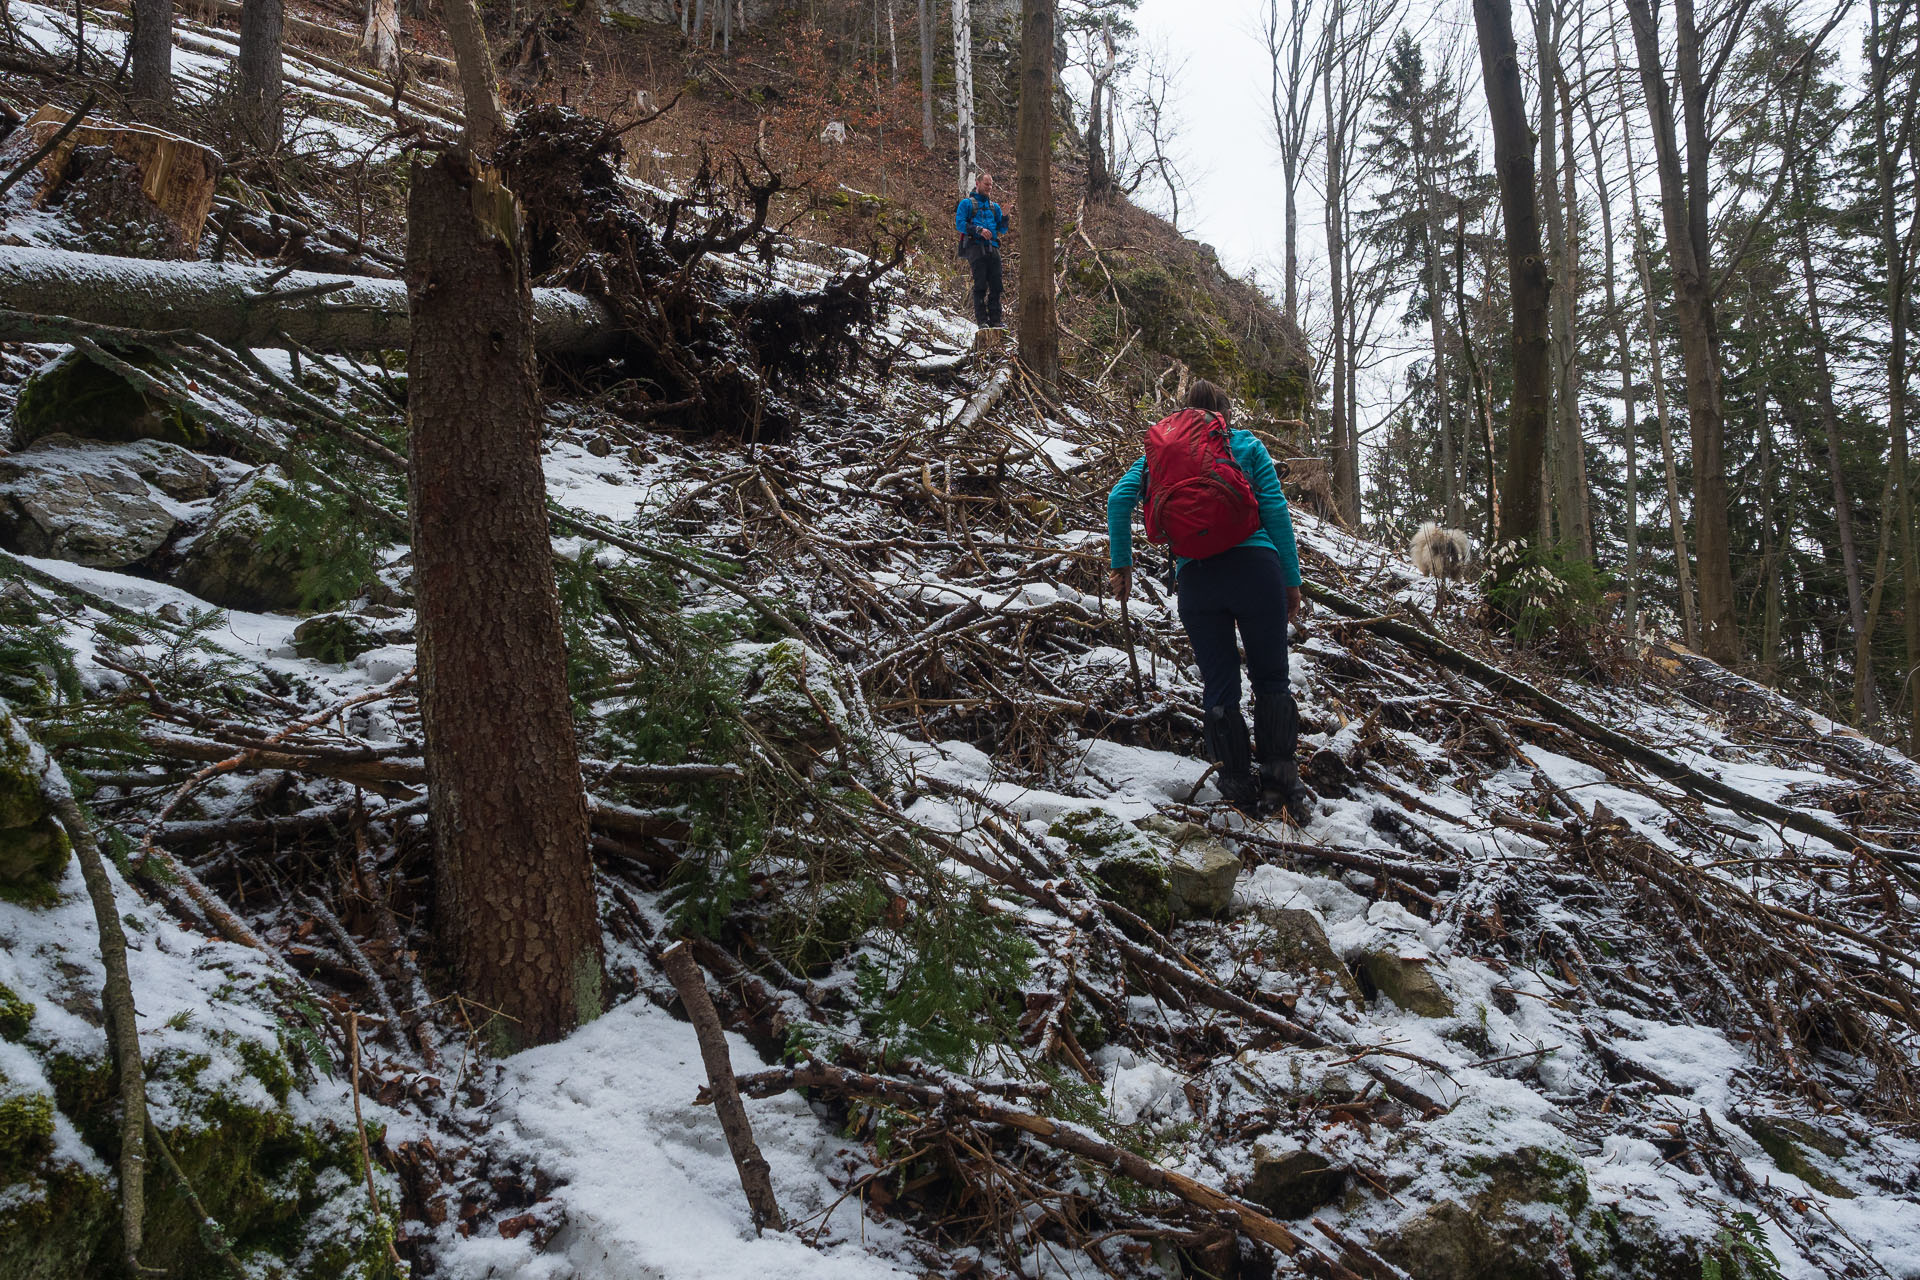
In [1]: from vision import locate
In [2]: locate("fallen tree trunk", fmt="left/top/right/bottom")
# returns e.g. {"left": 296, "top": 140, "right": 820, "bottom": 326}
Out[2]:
{"left": 1303, "top": 581, "right": 1920, "bottom": 882}
{"left": 0, "top": 245, "right": 615, "bottom": 354}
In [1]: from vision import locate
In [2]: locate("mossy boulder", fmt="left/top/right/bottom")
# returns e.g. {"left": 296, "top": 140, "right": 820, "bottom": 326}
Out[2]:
{"left": 1378, "top": 1145, "right": 1592, "bottom": 1280}
{"left": 174, "top": 467, "right": 327, "bottom": 612}
{"left": 0, "top": 981, "right": 34, "bottom": 1042}
{"left": 10, "top": 349, "right": 205, "bottom": 449}
{"left": 0, "top": 717, "right": 69, "bottom": 907}
{"left": 731, "top": 638, "right": 870, "bottom": 749}
{"left": 292, "top": 612, "right": 384, "bottom": 664}
{"left": 1139, "top": 816, "right": 1241, "bottom": 921}
{"left": 1743, "top": 1115, "right": 1854, "bottom": 1198}
{"left": 1246, "top": 1139, "right": 1344, "bottom": 1219}
{"left": 1, "top": 1033, "right": 400, "bottom": 1279}
{"left": 1052, "top": 808, "right": 1170, "bottom": 933}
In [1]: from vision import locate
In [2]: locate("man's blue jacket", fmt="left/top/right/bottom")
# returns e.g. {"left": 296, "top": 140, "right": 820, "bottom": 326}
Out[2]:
{"left": 955, "top": 191, "right": 1008, "bottom": 249}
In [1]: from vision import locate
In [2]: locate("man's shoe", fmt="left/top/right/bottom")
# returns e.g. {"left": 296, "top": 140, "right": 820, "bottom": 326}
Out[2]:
{"left": 1260, "top": 760, "right": 1315, "bottom": 824}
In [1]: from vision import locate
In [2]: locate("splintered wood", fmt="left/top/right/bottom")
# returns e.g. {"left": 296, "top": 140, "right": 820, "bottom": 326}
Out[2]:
{"left": 0, "top": 106, "right": 219, "bottom": 253}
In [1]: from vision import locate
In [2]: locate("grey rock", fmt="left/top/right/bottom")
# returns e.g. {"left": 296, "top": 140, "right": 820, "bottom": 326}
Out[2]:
{"left": 1168, "top": 839, "right": 1240, "bottom": 920}
{"left": 0, "top": 447, "right": 176, "bottom": 567}
{"left": 1245, "top": 1139, "right": 1344, "bottom": 1219}
{"left": 1355, "top": 950, "right": 1454, "bottom": 1018}
{"left": 1254, "top": 907, "right": 1363, "bottom": 1001}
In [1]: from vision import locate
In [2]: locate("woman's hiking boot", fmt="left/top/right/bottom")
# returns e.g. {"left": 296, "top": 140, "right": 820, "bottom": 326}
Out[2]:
{"left": 1259, "top": 759, "right": 1315, "bottom": 825}
{"left": 1204, "top": 705, "right": 1260, "bottom": 810}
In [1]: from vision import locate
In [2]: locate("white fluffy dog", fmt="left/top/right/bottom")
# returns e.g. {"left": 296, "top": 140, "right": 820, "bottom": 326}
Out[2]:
{"left": 1411, "top": 522, "right": 1472, "bottom": 582}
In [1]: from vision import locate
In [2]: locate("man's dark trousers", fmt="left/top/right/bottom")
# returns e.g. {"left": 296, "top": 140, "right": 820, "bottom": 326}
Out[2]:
{"left": 1175, "top": 544, "right": 1299, "bottom": 763}
{"left": 970, "top": 247, "right": 1003, "bottom": 326}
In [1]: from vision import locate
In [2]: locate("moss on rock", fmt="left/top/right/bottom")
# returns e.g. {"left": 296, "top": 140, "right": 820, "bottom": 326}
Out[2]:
{"left": 174, "top": 468, "right": 331, "bottom": 613}
{"left": 0, "top": 726, "right": 68, "bottom": 908}
{"left": 11, "top": 350, "right": 204, "bottom": 450}
{"left": 2, "top": 1033, "right": 399, "bottom": 1280}
{"left": 0, "top": 982, "right": 34, "bottom": 1042}
{"left": 1052, "top": 809, "right": 1171, "bottom": 933}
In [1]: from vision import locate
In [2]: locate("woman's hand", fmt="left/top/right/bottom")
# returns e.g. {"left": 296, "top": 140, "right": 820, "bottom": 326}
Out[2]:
{"left": 1109, "top": 567, "right": 1133, "bottom": 600}
{"left": 1286, "top": 585, "right": 1306, "bottom": 625}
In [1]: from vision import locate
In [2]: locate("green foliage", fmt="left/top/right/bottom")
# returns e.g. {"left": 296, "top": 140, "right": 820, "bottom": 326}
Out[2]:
{"left": 1484, "top": 540, "right": 1613, "bottom": 645}
{"left": 256, "top": 465, "right": 391, "bottom": 612}
{"left": 1702, "top": 1212, "right": 1784, "bottom": 1280}
{"left": 854, "top": 879, "right": 1035, "bottom": 1071}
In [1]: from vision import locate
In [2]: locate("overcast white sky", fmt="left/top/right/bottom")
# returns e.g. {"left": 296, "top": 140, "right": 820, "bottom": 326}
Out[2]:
{"left": 1128, "top": 0, "right": 1298, "bottom": 285}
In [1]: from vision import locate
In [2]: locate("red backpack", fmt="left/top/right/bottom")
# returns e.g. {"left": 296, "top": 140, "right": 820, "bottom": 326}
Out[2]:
{"left": 1142, "top": 409, "right": 1261, "bottom": 559}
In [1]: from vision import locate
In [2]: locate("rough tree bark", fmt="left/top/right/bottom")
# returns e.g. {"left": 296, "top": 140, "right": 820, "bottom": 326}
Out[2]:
{"left": 1868, "top": 0, "right": 1919, "bottom": 751}
{"left": 1625, "top": 0, "right": 1741, "bottom": 665}
{"left": 1014, "top": 0, "right": 1059, "bottom": 388}
{"left": 237, "top": 0, "right": 284, "bottom": 148}
{"left": 405, "top": 151, "right": 602, "bottom": 1053}
{"left": 919, "top": 0, "right": 935, "bottom": 150}
{"left": 1322, "top": 20, "right": 1359, "bottom": 524}
{"left": 952, "top": 0, "right": 976, "bottom": 194}
{"left": 1473, "top": 0, "right": 1550, "bottom": 571}
{"left": 0, "top": 245, "right": 614, "bottom": 353}
{"left": 1606, "top": 2, "right": 1698, "bottom": 645}
{"left": 362, "top": 0, "right": 400, "bottom": 75}
{"left": 130, "top": 0, "right": 173, "bottom": 111}
{"left": 441, "top": 0, "right": 507, "bottom": 157}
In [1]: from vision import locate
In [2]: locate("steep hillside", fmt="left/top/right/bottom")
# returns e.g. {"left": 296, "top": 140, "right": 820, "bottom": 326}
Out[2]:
{"left": 2, "top": 7, "right": 1918, "bottom": 1280}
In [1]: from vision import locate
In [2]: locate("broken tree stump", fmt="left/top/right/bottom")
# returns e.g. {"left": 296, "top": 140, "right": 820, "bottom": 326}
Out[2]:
{"left": 0, "top": 106, "right": 219, "bottom": 255}
{"left": 661, "top": 941, "right": 785, "bottom": 1234}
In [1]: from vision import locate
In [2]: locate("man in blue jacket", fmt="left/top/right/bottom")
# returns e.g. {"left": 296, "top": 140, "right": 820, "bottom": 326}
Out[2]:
{"left": 1107, "top": 381, "right": 1314, "bottom": 820}
{"left": 955, "top": 172, "right": 1009, "bottom": 327}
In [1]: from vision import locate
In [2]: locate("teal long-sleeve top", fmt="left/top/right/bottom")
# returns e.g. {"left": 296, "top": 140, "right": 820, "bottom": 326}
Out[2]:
{"left": 1106, "top": 428, "right": 1304, "bottom": 587}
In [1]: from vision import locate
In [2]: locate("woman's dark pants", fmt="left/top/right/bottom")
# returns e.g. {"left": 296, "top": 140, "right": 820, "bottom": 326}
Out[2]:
{"left": 1175, "top": 544, "right": 1299, "bottom": 779}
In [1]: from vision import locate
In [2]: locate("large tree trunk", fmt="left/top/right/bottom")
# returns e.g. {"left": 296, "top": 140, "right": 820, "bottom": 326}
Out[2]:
{"left": 952, "top": 0, "right": 976, "bottom": 195}
{"left": 362, "top": 0, "right": 401, "bottom": 75}
{"left": 1535, "top": 3, "right": 1592, "bottom": 561}
{"left": 919, "top": 0, "right": 936, "bottom": 150}
{"left": 1625, "top": 0, "right": 1740, "bottom": 665}
{"left": 1014, "top": 0, "right": 1059, "bottom": 387}
{"left": 238, "top": 0, "right": 285, "bottom": 148}
{"left": 1868, "top": 0, "right": 1919, "bottom": 751}
{"left": 441, "top": 0, "right": 507, "bottom": 157}
{"left": 405, "top": 151, "right": 602, "bottom": 1054}
{"left": 1789, "top": 154, "right": 1878, "bottom": 727}
{"left": 1472, "top": 0, "right": 1549, "bottom": 571}
{"left": 1607, "top": 10, "right": 1699, "bottom": 646}
{"left": 0, "top": 245, "right": 614, "bottom": 352}
{"left": 1323, "top": 25, "right": 1359, "bottom": 524}
{"left": 1581, "top": 80, "right": 1637, "bottom": 630}
{"left": 131, "top": 0, "right": 174, "bottom": 111}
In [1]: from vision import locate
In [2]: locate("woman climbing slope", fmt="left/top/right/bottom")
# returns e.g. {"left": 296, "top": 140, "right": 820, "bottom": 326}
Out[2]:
{"left": 1106, "top": 380, "right": 1314, "bottom": 820}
